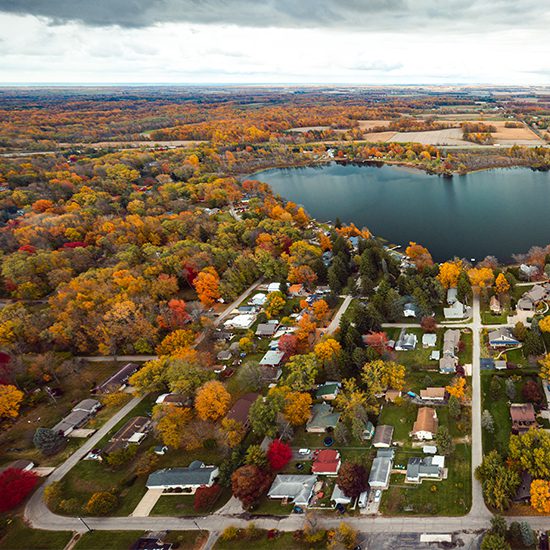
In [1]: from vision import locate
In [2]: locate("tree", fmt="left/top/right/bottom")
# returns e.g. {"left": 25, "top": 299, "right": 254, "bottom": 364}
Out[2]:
{"left": 0, "top": 384, "right": 24, "bottom": 418}
{"left": 437, "top": 261, "right": 461, "bottom": 289}
{"left": 523, "top": 328, "right": 545, "bottom": 357}
{"left": 481, "top": 410, "right": 495, "bottom": 433}
{"left": 509, "top": 429, "right": 550, "bottom": 479}
{"left": 539, "top": 315, "right": 550, "bottom": 333}
{"left": 194, "top": 484, "right": 222, "bottom": 512}
{"left": 494, "top": 273, "right": 510, "bottom": 295}
{"left": 0, "top": 468, "right": 39, "bottom": 512}
{"left": 513, "top": 321, "right": 527, "bottom": 342}
{"left": 405, "top": 242, "right": 433, "bottom": 270}
{"left": 312, "top": 299, "right": 330, "bottom": 323}
{"left": 446, "top": 377, "right": 466, "bottom": 401}
{"left": 156, "top": 330, "right": 195, "bottom": 356}
{"left": 154, "top": 406, "right": 193, "bottom": 449}
{"left": 327, "top": 522, "right": 358, "bottom": 550}
{"left": 540, "top": 353, "right": 550, "bottom": 383}
{"left": 278, "top": 334, "right": 298, "bottom": 358}
{"left": 490, "top": 514, "right": 507, "bottom": 538}
{"left": 33, "top": 427, "right": 66, "bottom": 456}
{"left": 467, "top": 267, "right": 495, "bottom": 291}
{"left": 504, "top": 378, "right": 516, "bottom": 400}
{"left": 519, "top": 522, "right": 536, "bottom": 547}
{"left": 420, "top": 316, "right": 437, "bottom": 333}
{"left": 283, "top": 392, "right": 312, "bottom": 426}
{"left": 314, "top": 339, "right": 342, "bottom": 365}
{"left": 264, "top": 292, "right": 286, "bottom": 319}
{"left": 476, "top": 450, "right": 520, "bottom": 510}
{"left": 249, "top": 394, "right": 284, "bottom": 437}
{"left": 489, "top": 376, "right": 502, "bottom": 400}
{"left": 267, "top": 439, "right": 292, "bottom": 470}
{"left": 362, "top": 332, "right": 389, "bottom": 354}
{"left": 193, "top": 267, "right": 221, "bottom": 307}
{"left": 231, "top": 465, "right": 272, "bottom": 508}
{"left": 105, "top": 445, "right": 137, "bottom": 469}
{"left": 85, "top": 491, "right": 118, "bottom": 515}
{"left": 448, "top": 395, "right": 461, "bottom": 419}
{"left": 220, "top": 418, "right": 247, "bottom": 448}
{"left": 195, "top": 381, "right": 231, "bottom": 421}
{"left": 522, "top": 379, "right": 542, "bottom": 404}
{"left": 336, "top": 462, "right": 368, "bottom": 499}
{"left": 284, "top": 353, "right": 318, "bottom": 391}
{"left": 361, "top": 360, "right": 406, "bottom": 394}
{"left": 244, "top": 445, "right": 268, "bottom": 468}
{"left": 530, "top": 479, "right": 550, "bottom": 513}
{"left": 334, "top": 422, "right": 350, "bottom": 445}
{"left": 481, "top": 533, "right": 510, "bottom": 550}
{"left": 435, "top": 426, "right": 454, "bottom": 456}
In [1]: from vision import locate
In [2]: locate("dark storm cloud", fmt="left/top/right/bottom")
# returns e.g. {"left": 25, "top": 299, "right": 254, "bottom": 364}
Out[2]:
{"left": 0, "top": 0, "right": 543, "bottom": 30}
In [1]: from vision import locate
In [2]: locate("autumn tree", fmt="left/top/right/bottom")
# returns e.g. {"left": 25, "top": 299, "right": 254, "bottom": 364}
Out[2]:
{"left": 295, "top": 313, "right": 317, "bottom": 351}
{"left": 446, "top": 376, "right": 466, "bottom": 401}
{"left": 85, "top": 491, "right": 118, "bottom": 515}
{"left": 249, "top": 394, "right": 284, "bottom": 437}
{"left": 267, "top": 439, "right": 292, "bottom": 470}
{"left": 437, "top": 261, "right": 462, "bottom": 289}
{"left": 420, "top": 316, "right": 437, "bottom": 333}
{"left": 494, "top": 273, "right": 510, "bottom": 295}
{"left": 284, "top": 353, "right": 319, "bottom": 391}
{"left": 283, "top": 391, "right": 312, "bottom": 426}
{"left": 156, "top": 329, "right": 195, "bottom": 356}
{"left": 194, "top": 267, "right": 221, "bottom": 307}
{"left": 405, "top": 242, "right": 433, "bottom": 270}
{"left": 530, "top": 479, "right": 550, "bottom": 513}
{"left": 539, "top": 316, "right": 550, "bottom": 333}
{"left": 244, "top": 445, "right": 268, "bottom": 468}
{"left": 0, "top": 468, "right": 39, "bottom": 512}
{"left": 467, "top": 267, "right": 495, "bottom": 291}
{"left": 312, "top": 299, "right": 330, "bottom": 323}
{"left": 361, "top": 360, "right": 406, "bottom": 394}
{"left": 336, "top": 462, "right": 368, "bottom": 499}
{"left": 231, "top": 465, "right": 272, "bottom": 508}
{"left": 220, "top": 418, "right": 247, "bottom": 448}
{"left": 0, "top": 384, "right": 24, "bottom": 419}
{"left": 278, "top": 333, "right": 298, "bottom": 358}
{"left": 539, "top": 353, "right": 550, "bottom": 383}
{"left": 475, "top": 450, "right": 520, "bottom": 511}
{"left": 362, "top": 332, "right": 389, "bottom": 354}
{"left": 194, "top": 484, "right": 222, "bottom": 512}
{"left": 314, "top": 338, "right": 342, "bottom": 366}
{"left": 264, "top": 291, "right": 286, "bottom": 319}
{"left": 195, "top": 381, "right": 231, "bottom": 422}
{"left": 153, "top": 405, "right": 193, "bottom": 449}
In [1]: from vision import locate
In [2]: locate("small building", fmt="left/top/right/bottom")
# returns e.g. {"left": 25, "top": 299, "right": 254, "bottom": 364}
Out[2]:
{"left": 362, "top": 421, "right": 375, "bottom": 440}
{"left": 519, "top": 264, "right": 539, "bottom": 281}
{"left": 385, "top": 389, "right": 401, "bottom": 403}
{"left": 488, "top": 327, "right": 520, "bottom": 348}
{"left": 411, "top": 407, "right": 438, "bottom": 440}
{"left": 306, "top": 403, "right": 341, "bottom": 433}
{"left": 267, "top": 474, "right": 317, "bottom": 506}
{"left": 422, "top": 334, "right": 437, "bottom": 348}
{"left": 430, "top": 350, "right": 441, "bottom": 361}
{"left": 439, "top": 355, "right": 457, "bottom": 375}
{"left": 146, "top": 462, "right": 219, "bottom": 493}
{"left": 489, "top": 295, "right": 502, "bottom": 314}
{"left": 331, "top": 484, "right": 352, "bottom": 505}
{"left": 494, "top": 360, "right": 507, "bottom": 370}
{"left": 447, "top": 288, "right": 458, "bottom": 305}
{"left": 288, "top": 284, "right": 305, "bottom": 297}
{"left": 403, "top": 303, "right": 417, "bottom": 318}
{"left": 225, "top": 393, "right": 259, "bottom": 429}
{"left": 216, "top": 349, "right": 233, "bottom": 362}
{"left": 259, "top": 350, "right": 285, "bottom": 367}
{"left": 72, "top": 399, "right": 101, "bottom": 415}
{"left": 510, "top": 403, "right": 537, "bottom": 434}
{"left": 368, "top": 457, "right": 392, "bottom": 489}
{"left": 315, "top": 382, "right": 341, "bottom": 401}
{"left": 513, "top": 471, "right": 534, "bottom": 503}
{"left": 312, "top": 449, "right": 341, "bottom": 476}
{"left": 406, "top": 456, "right": 445, "bottom": 483}
{"left": 155, "top": 394, "right": 190, "bottom": 407}
{"left": 94, "top": 363, "right": 141, "bottom": 394}
{"left": 267, "top": 282, "right": 281, "bottom": 293}
{"left": 420, "top": 387, "right": 446, "bottom": 402}
{"left": 372, "top": 425, "right": 394, "bottom": 448}
{"left": 256, "top": 323, "right": 279, "bottom": 337}
{"left": 104, "top": 416, "right": 151, "bottom": 454}
{"left": 395, "top": 331, "right": 417, "bottom": 352}
{"left": 249, "top": 293, "right": 267, "bottom": 306}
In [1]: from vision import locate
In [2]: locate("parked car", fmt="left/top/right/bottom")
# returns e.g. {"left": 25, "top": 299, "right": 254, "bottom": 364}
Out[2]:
{"left": 298, "top": 448, "right": 311, "bottom": 456}
{"left": 374, "top": 490, "right": 382, "bottom": 503}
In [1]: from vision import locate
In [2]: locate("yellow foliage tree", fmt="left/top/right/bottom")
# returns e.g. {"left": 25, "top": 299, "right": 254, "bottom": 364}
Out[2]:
{"left": 312, "top": 299, "right": 330, "bottom": 323}
{"left": 0, "top": 384, "right": 24, "bottom": 419}
{"left": 195, "top": 380, "right": 231, "bottom": 421}
{"left": 153, "top": 405, "right": 193, "bottom": 448}
{"left": 284, "top": 391, "right": 313, "bottom": 426}
{"left": 467, "top": 267, "right": 494, "bottom": 290}
{"left": 494, "top": 273, "right": 511, "bottom": 295}
{"left": 539, "top": 354, "right": 550, "bottom": 383}
{"left": 530, "top": 479, "right": 550, "bottom": 513}
{"left": 539, "top": 316, "right": 550, "bottom": 333}
{"left": 446, "top": 377, "right": 466, "bottom": 401}
{"left": 437, "top": 261, "right": 462, "bottom": 289}
{"left": 156, "top": 329, "right": 195, "bottom": 356}
{"left": 193, "top": 267, "right": 221, "bottom": 307}
{"left": 314, "top": 339, "right": 342, "bottom": 364}
{"left": 264, "top": 291, "right": 286, "bottom": 319}
{"left": 220, "top": 418, "right": 247, "bottom": 448}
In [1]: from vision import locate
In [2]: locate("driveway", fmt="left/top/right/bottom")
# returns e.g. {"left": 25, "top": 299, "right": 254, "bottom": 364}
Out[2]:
{"left": 131, "top": 489, "right": 164, "bottom": 517}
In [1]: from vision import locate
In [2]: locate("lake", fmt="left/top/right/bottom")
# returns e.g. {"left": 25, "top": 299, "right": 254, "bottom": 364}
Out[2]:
{"left": 256, "top": 163, "right": 550, "bottom": 262}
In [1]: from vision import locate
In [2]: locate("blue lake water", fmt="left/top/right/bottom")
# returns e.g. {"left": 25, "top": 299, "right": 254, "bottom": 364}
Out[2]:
{"left": 256, "top": 163, "right": 550, "bottom": 262}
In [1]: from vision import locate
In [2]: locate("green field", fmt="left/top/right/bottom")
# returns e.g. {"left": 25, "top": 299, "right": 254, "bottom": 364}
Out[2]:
{"left": 73, "top": 530, "right": 206, "bottom": 550}
{"left": 0, "top": 518, "right": 72, "bottom": 550}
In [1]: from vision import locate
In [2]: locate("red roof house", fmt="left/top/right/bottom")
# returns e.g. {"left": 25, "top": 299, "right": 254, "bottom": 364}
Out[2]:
{"left": 311, "top": 449, "right": 341, "bottom": 476}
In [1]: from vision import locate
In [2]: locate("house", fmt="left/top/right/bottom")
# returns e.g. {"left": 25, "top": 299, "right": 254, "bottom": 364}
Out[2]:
{"left": 224, "top": 314, "right": 256, "bottom": 330}
{"left": 146, "top": 462, "right": 219, "bottom": 493}
{"left": 259, "top": 350, "right": 285, "bottom": 367}
{"left": 510, "top": 403, "right": 537, "bottom": 434}
{"left": 312, "top": 449, "right": 341, "bottom": 476}
{"left": 94, "top": 362, "right": 140, "bottom": 394}
{"left": 422, "top": 334, "right": 437, "bottom": 348}
{"left": 52, "top": 409, "right": 93, "bottom": 437}
{"left": 362, "top": 421, "right": 375, "bottom": 440}
{"left": 488, "top": 327, "right": 520, "bottom": 348}
{"left": 104, "top": 416, "right": 151, "bottom": 454}
{"left": 260, "top": 365, "right": 282, "bottom": 382}
{"left": 385, "top": 389, "right": 401, "bottom": 403}
{"left": 372, "top": 425, "right": 394, "bottom": 448}
{"left": 439, "top": 356, "right": 456, "bottom": 374}
{"left": 288, "top": 284, "right": 305, "bottom": 297}
{"left": 447, "top": 288, "right": 458, "bottom": 305}
{"left": 249, "top": 293, "right": 267, "bottom": 306}
{"left": 216, "top": 350, "right": 233, "bottom": 362}
{"left": 403, "top": 303, "right": 417, "bottom": 318}
{"left": 376, "top": 448, "right": 395, "bottom": 460}
{"left": 156, "top": 394, "right": 190, "bottom": 407}
{"left": 430, "top": 350, "right": 441, "bottom": 361}
{"left": 368, "top": 457, "right": 392, "bottom": 489}
{"left": 315, "top": 382, "right": 341, "bottom": 401}
{"left": 490, "top": 295, "right": 502, "bottom": 314}
{"left": 0, "top": 459, "right": 34, "bottom": 474}
{"left": 131, "top": 535, "right": 172, "bottom": 550}
{"left": 267, "top": 474, "right": 317, "bottom": 506}
{"left": 256, "top": 322, "right": 279, "bottom": 337}
{"left": 411, "top": 407, "right": 438, "bottom": 440}
{"left": 519, "top": 264, "right": 539, "bottom": 280}
{"left": 525, "top": 284, "right": 548, "bottom": 303}
{"left": 517, "top": 296, "right": 535, "bottom": 311}
{"left": 440, "top": 329, "right": 461, "bottom": 374}
{"left": 420, "top": 387, "right": 446, "bottom": 402}
{"left": 494, "top": 360, "right": 507, "bottom": 370}
{"left": 225, "top": 393, "right": 259, "bottom": 428}
{"left": 72, "top": 399, "right": 101, "bottom": 415}
{"left": 406, "top": 456, "right": 445, "bottom": 483}
{"left": 331, "top": 484, "right": 352, "bottom": 505}
{"left": 394, "top": 330, "right": 417, "bottom": 351}
{"left": 267, "top": 282, "right": 281, "bottom": 293}
{"left": 443, "top": 300, "right": 468, "bottom": 320}
{"left": 306, "top": 403, "right": 341, "bottom": 433}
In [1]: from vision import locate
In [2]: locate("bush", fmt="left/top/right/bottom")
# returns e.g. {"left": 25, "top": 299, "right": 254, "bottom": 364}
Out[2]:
{"left": 220, "top": 526, "right": 239, "bottom": 541}
{"left": 0, "top": 468, "right": 39, "bottom": 512}
{"left": 193, "top": 484, "right": 222, "bottom": 512}
{"left": 85, "top": 491, "right": 117, "bottom": 516}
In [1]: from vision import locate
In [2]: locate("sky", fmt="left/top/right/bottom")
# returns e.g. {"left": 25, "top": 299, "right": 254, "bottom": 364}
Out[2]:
{"left": 0, "top": 0, "right": 549, "bottom": 85}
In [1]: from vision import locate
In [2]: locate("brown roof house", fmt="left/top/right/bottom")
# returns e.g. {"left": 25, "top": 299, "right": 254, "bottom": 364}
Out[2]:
{"left": 372, "top": 425, "right": 394, "bottom": 448}
{"left": 411, "top": 407, "right": 438, "bottom": 440}
{"left": 225, "top": 393, "right": 260, "bottom": 429}
{"left": 510, "top": 403, "right": 537, "bottom": 434}
{"left": 420, "top": 387, "right": 446, "bottom": 402}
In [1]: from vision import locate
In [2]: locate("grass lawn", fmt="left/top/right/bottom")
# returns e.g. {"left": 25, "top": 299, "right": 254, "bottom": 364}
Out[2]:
{"left": 0, "top": 518, "right": 73, "bottom": 550}
{"left": 251, "top": 496, "right": 294, "bottom": 516}
{"left": 74, "top": 530, "right": 206, "bottom": 550}
{"left": 380, "top": 443, "right": 471, "bottom": 516}
{"left": 385, "top": 328, "right": 443, "bottom": 369}
{"left": 458, "top": 330, "right": 473, "bottom": 365}
{"left": 482, "top": 311, "right": 509, "bottom": 325}
{"left": 214, "top": 532, "right": 308, "bottom": 550}
{"left": 151, "top": 487, "right": 232, "bottom": 516}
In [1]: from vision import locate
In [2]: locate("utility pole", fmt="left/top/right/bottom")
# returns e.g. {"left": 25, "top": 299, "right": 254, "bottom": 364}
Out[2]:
{"left": 77, "top": 516, "right": 92, "bottom": 533}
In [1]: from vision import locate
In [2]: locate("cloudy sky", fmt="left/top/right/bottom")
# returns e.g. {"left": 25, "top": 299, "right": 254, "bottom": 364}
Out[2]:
{"left": 0, "top": 0, "right": 549, "bottom": 85}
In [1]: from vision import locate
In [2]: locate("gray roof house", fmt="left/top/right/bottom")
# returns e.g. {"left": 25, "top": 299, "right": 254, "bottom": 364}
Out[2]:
{"left": 52, "top": 409, "right": 91, "bottom": 437}
{"left": 146, "top": 462, "right": 219, "bottom": 493}
{"left": 488, "top": 327, "right": 520, "bottom": 348}
{"left": 394, "top": 330, "right": 417, "bottom": 351}
{"left": 447, "top": 288, "right": 458, "bottom": 305}
{"left": 268, "top": 474, "right": 317, "bottom": 506}
{"left": 306, "top": 403, "right": 341, "bottom": 433}
{"left": 443, "top": 300, "right": 468, "bottom": 320}
{"left": 255, "top": 323, "right": 279, "bottom": 337}
{"left": 517, "top": 296, "right": 535, "bottom": 311}
{"left": 422, "top": 333, "right": 437, "bottom": 348}
{"left": 72, "top": 399, "right": 101, "bottom": 414}
{"left": 406, "top": 456, "right": 445, "bottom": 483}
{"left": 372, "top": 425, "right": 394, "bottom": 448}
{"left": 440, "top": 329, "right": 461, "bottom": 373}
{"left": 259, "top": 350, "right": 285, "bottom": 367}
{"left": 368, "top": 457, "right": 392, "bottom": 489}
{"left": 439, "top": 356, "right": 457, "bottom": 374}
{"left": 93, "top": 362, "right": 140, "bottom": 394}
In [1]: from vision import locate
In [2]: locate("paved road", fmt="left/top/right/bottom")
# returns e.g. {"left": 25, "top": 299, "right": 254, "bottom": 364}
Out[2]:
{"left": 325, "top": 295, "right": 353, "bottom": 335}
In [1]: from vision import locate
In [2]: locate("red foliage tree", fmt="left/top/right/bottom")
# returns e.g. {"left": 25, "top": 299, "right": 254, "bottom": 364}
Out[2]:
{"left": 231, "top": 465, "right": 273, "bottom": 508}
{"left": 267, "top": 439, "right": 292, "bottom": 471}
{"left": 363, "top": 332, "right": 389, "bottom": 354}
{"left": 420, "top": 316, "right": 437, "bottom": 333}
{"left": 193, "top": 483, "right": 222, "bottom": 512}
{"left": 0, "top": 468, "right": 39, "bottom": 512}
{"left": 522, "top": 379, "right": 543, "bottom": 403}
{"left": 278, "top": 334, "right": 298, "bottom": 359}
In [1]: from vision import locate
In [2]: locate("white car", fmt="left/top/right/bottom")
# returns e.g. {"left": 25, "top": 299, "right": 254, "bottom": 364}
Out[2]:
{"left": 374, "top": 490, "right": 382, "bottom": 503}
{"left": 298, "top": 448, "right": 311, "bottom": 456}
